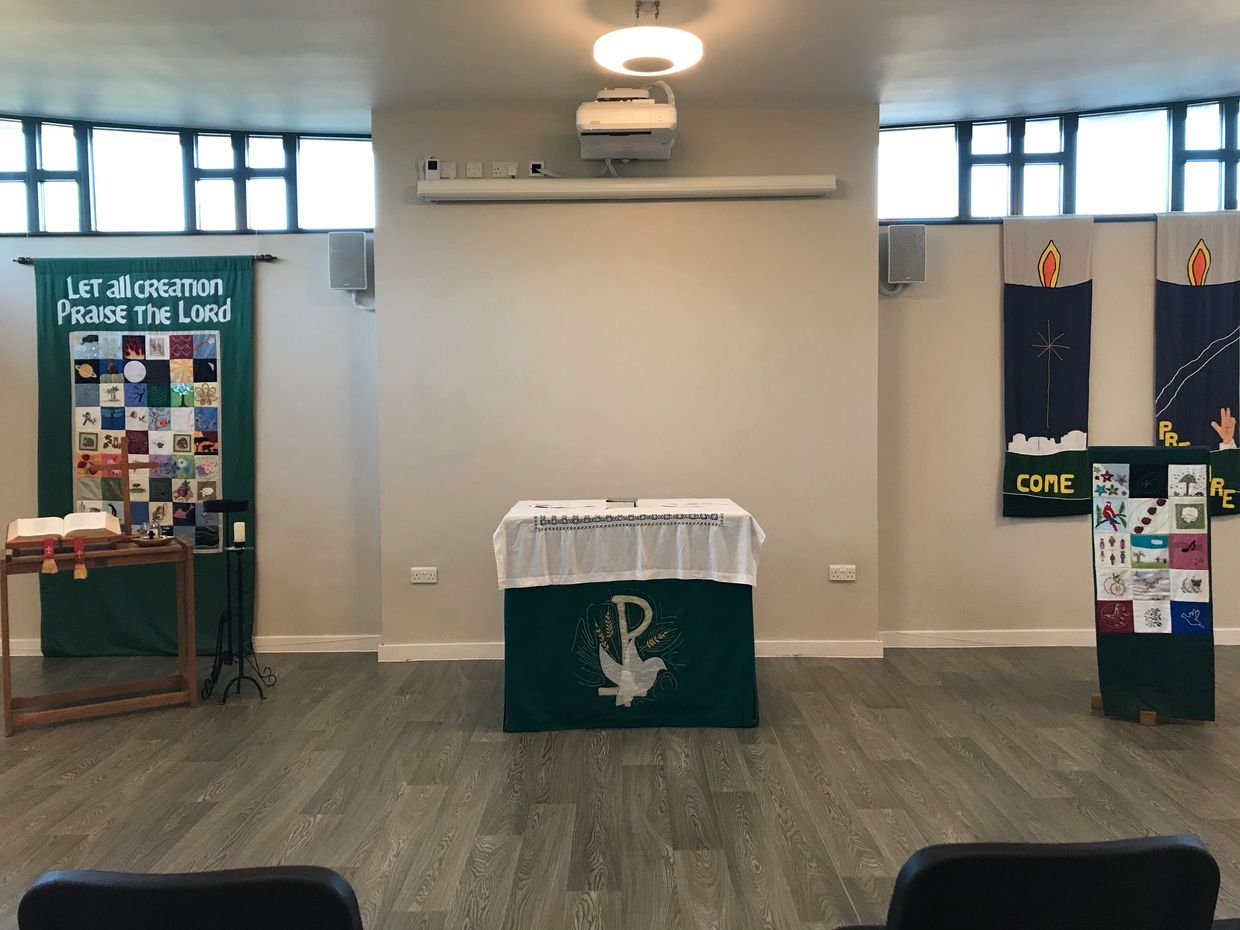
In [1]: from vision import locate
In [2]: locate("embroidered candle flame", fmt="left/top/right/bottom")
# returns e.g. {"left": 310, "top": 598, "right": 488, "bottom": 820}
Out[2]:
{"left": 1038, "top": 240, "right": 1061, "bottom": 288}
{"left": 1188, "top": 238, "right": 1211, "bottom": 286}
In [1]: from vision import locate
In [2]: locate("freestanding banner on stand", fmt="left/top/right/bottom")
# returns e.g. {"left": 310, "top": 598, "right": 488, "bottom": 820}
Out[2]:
{"left": 1090, "top": 445, "right": 1214, "bottom": 722}
{"left": 1002, "top": 217, "right": 1094, "bottom": 516}
{"left": 34, "top": 257, "right": 255, "bottom": 656}
{"left": 1154, "top": 213, "right": 1240, "bottom": 517}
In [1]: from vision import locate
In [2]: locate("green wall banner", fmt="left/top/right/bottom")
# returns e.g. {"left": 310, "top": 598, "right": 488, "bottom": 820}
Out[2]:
{"left": 34, "top": 256, "right": 255, "bottom": 656}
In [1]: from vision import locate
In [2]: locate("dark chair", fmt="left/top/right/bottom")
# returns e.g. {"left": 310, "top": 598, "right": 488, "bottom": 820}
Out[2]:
{"left": 18, "top": 866, "right": 363, "bottom": 930}
{"left": 838, "top": 836, "right": 1219, "bottom": 930}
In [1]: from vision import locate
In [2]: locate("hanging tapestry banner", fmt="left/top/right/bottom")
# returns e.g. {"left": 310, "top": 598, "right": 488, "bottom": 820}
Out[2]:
{"left": 1090, "top": 445, "right": 1214, "bottom": 722}
{"left": 1002, "top": 217, "right": 1094, "bottom": 516}
{"left": 1154, "top": 213, "right": 1240, "bottom": 517}
{"left": 34, "top": 256, "right": 255, "bottom": 656}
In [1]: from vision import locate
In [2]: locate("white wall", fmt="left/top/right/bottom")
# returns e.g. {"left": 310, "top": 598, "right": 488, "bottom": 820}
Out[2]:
{"left": 0, "top": 234, "right": 380, "bottom": 649}
{"left": 879, "top": 222, "right": 1240, "bottom": 643}
{"left": 372, "top": 104, "right": 882, "bottom": 657}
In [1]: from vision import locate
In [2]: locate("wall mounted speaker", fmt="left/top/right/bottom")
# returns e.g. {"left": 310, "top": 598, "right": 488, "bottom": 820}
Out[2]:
{"left": 328, "top": 231, "right": 368, "bottom": 290}
{"left": 884, "top": 224, "right": 926, "bottom": 285}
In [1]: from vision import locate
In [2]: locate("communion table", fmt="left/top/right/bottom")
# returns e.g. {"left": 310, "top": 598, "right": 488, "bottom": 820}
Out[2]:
{"left": 494, "top": 499, "right": 764, "bottom": 731}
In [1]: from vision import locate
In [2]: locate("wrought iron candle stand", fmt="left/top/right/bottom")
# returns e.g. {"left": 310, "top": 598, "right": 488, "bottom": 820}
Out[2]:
{"left": 200, "top": 499, "right": 276, "bottom": 703}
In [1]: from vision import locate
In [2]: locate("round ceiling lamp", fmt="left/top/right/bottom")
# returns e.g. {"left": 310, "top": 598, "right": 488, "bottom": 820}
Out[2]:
{"left": 593, "top": 2, "right": 703, "bottom": 77}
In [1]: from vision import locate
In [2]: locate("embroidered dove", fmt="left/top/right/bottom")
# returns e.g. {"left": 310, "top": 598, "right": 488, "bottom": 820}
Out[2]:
{"left": 597, "top": 594, "right": 666, "bottom": 708}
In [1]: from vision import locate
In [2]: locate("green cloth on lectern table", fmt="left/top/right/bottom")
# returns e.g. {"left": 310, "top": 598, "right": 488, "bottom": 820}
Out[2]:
{"left": 503, "top": 579, "right": 758, "bottom": 732}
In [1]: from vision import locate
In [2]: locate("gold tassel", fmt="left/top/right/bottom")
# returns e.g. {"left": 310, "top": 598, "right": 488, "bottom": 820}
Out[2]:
{"left": 72, "top": 537, "right": 87, "bottom": 580}
{"left": 41, "top": 538, "right": 57, "bottom": 574}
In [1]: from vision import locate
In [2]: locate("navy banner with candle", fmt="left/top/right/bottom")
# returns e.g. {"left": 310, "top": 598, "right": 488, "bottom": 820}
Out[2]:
{"left": 1002, "top": 218, "right": 1094, "bottom": 516}
{"left": 1154, "top": 213, "right": 1240, "bottom": 517}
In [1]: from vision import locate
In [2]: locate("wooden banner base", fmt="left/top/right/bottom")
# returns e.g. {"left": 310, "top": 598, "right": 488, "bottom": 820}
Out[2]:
{"left": 1091, "top": 693, "right": 1162, "bottom": 726}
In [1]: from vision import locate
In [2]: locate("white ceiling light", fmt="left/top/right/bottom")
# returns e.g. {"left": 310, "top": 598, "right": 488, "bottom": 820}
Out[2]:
{"left": 593, "top": 1, "right": 703, "bottom": 77}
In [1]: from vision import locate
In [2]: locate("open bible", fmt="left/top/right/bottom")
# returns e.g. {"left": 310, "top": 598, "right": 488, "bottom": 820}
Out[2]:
{"left": 6, "top": 513, "right": 122, "bottom": 547}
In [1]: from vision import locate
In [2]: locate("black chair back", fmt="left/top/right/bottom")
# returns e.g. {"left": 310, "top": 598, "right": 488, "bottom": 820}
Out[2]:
{"left": 18, "top": 866, "right": 362, "bottom": 930}
{"left": 880, "top": 836, "right": 1218, "bottom": 930}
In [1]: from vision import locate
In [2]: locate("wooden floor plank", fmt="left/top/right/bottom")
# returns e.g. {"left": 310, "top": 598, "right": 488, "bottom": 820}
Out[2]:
{"left": 1, "top": 647, "right": 1239, "bottom": 928}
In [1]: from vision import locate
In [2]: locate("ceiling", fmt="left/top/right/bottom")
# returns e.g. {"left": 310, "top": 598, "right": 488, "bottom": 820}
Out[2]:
{"left": 4, "top": 0, "right": 1240, "bottom": 132}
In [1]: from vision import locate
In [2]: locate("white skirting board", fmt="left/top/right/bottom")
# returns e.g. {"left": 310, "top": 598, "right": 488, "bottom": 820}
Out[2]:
{"left": 254, "top": 634, "right": 381, "bottom": 653}
{"left": 381, "top": 631, "right": 1240, "bottom": 658}
{"left": 881, "top": 629, "right": 1096, "bottom": 648}
{"left": 5, "top": 634, "right": 381, "bottom": 657}
{"left": 10, "top": 631, "right": 1240, "bottom": 658}
{"left": 885, "top": 628, "right": 1240, "bottom": 647}
{"left": 376, "top": 639, "right": 884, "bottom": 661}
{"left": 9, "top": 638, "right": 40, "bottom": 656}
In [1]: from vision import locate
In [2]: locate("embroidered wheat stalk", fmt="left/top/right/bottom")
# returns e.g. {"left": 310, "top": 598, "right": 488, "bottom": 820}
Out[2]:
{"left": 644, "top": 628, "right": 672, "bottom": 650}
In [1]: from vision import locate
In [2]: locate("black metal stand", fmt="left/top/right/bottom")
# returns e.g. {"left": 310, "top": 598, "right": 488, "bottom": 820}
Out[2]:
{"left": 200, "top": 518, "right": 276, "bottom": 703}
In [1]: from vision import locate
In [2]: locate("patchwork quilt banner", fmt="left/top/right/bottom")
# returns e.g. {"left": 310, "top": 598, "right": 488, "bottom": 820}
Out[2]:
{"left": 1090, "top": 446, "right": 1214, "bottom": 721}
{"left": 1154, "top": 213, "right": 1240, "bottom": 517}
{"left": 35, "top": 257, "right": 255, "bottom": 655}
{"left": 1002, "top": 217, "right": 1094, "bottom": 516}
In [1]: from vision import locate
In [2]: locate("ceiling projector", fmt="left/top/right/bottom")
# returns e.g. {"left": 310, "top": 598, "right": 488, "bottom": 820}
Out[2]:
{"left": 576, "top": 86, "right": 677, "bottom": 161}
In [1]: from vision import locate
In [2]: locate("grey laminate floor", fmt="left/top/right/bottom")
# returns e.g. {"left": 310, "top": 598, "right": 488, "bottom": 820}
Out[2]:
{"left": 3, "top": 648, "right": 1240, "bottom": 929}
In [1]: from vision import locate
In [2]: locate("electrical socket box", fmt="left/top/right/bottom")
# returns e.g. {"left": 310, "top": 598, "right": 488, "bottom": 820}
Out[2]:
{"left": 410, "top": 567, "right": 438, "bottom": 584}
{"left": 528, "top": 160, "right": 546, "bottom": 177}
{"left": 491, "top": 161, "right": 517, "bottom": 179}
{"left": 438, "top": 160, "right": 457, "bottom": 180}
{"left": 466, "top": 161, "right": 483, "bottom": 179}
{"left": 828, "top": 564, "right": 857, "bottom": 582}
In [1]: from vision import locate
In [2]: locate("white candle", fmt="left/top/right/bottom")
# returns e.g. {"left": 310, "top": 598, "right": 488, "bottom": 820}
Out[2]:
{"left": 233, "top": 521, "right": 246, "bottom": 545}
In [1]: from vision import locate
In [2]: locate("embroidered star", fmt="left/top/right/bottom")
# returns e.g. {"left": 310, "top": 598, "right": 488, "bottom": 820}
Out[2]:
{"left": 1033, "top": 325, "right": 1070, "bottom": 360}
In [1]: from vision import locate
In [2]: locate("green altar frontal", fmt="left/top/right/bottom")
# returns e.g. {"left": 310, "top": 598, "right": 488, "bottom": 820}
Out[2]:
{"left": 503, "top": 578, "right": 758, "bottom": 732}
{"left": 494, "top": 499, "right": 766, "bottom": 733}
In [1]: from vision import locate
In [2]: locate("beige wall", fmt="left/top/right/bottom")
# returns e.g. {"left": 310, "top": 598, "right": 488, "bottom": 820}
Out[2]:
{"left": 879, "top": 222, "right": 1240, "bottom": 639}
{"left": 372, "top": 104, "right": 881, "bottom": 653}
{"left": 0, "top": 234, "right": 380, "bottom": 647}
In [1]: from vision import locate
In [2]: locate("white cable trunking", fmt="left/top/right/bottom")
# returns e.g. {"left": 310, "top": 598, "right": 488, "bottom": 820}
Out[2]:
{"left": 416, "top": 174, "right": 837, "bottom": 203}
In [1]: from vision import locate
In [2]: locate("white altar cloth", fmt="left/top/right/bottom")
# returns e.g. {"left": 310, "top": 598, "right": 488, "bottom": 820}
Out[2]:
{"left": 493, "top": 499, "right": 765, "bottom": 590}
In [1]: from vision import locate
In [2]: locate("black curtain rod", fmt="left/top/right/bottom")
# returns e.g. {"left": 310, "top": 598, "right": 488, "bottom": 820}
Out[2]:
{"left": 13, "top": 254, "right": 278, "bottom": 265}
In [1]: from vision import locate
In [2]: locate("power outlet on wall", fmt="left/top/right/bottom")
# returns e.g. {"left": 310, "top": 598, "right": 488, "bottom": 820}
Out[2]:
{"left": 410, "top": 567, "right": 438, "bottom": 584}
{"left": 491, "top": 161, "right": 517, "bottom": 179}
{"left": 828, "top": 564, "right": 857, "bottom": 582}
